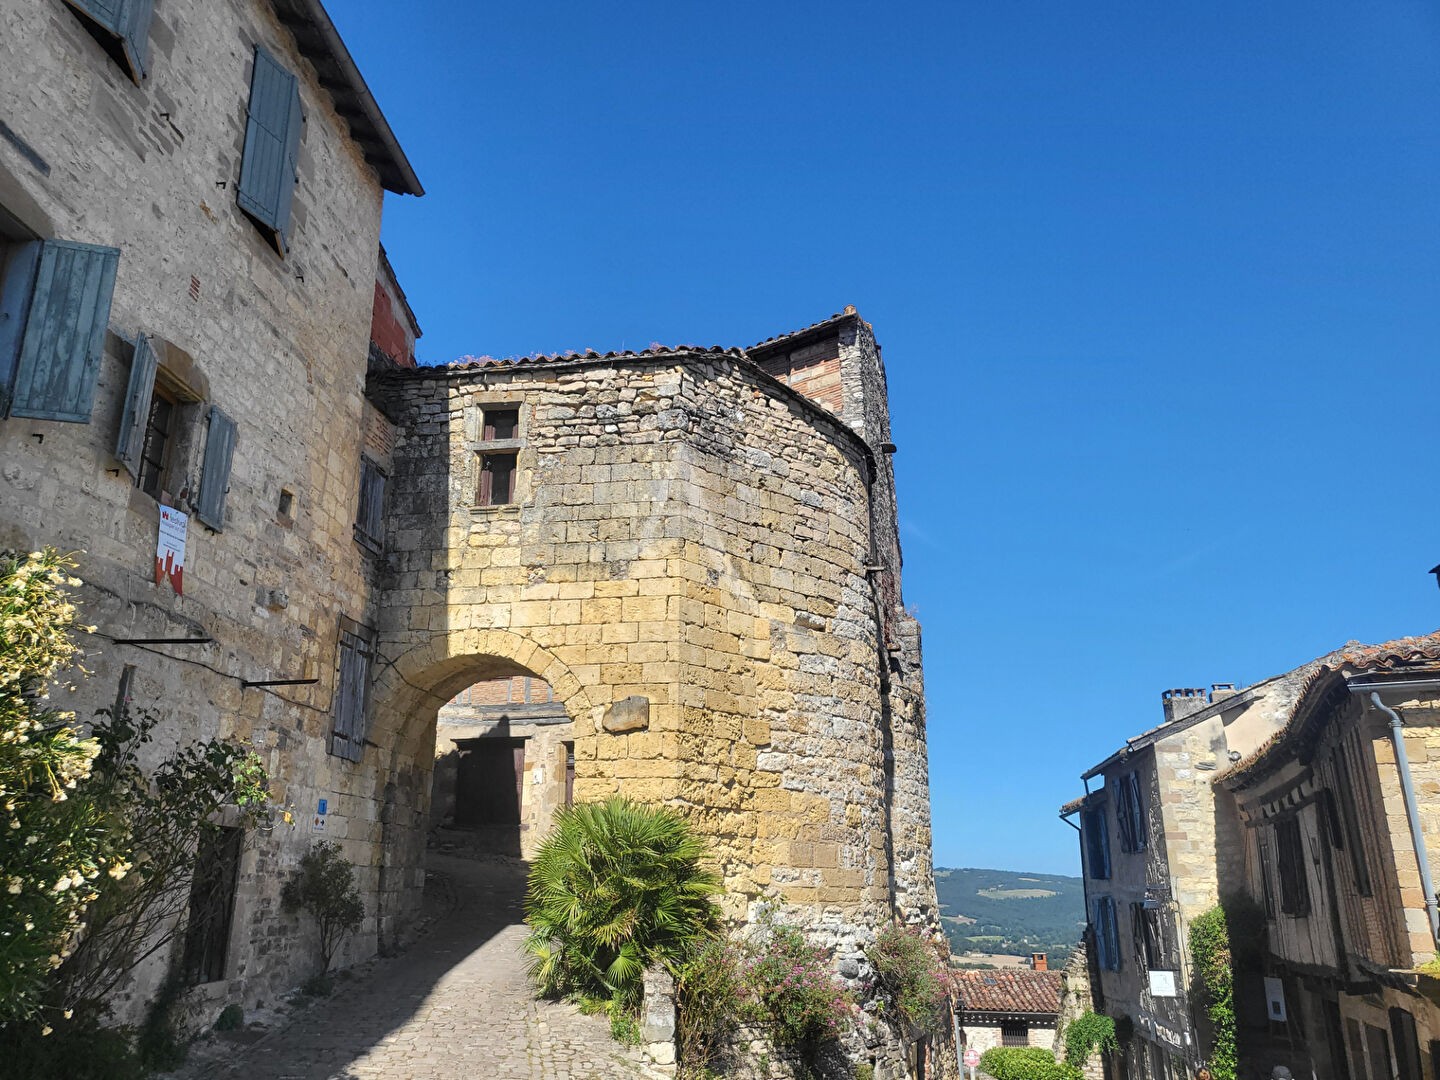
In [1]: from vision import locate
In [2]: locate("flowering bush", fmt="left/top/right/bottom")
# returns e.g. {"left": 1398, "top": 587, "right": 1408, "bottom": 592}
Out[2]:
{"left": 866, "top": 923, "right": 952, "bottom": 1033}
{"left": 0, "top": 550, "right": 122, "bottom": 1025}
{"left": 676, "top": 938, "right": 749, "bottom": 1076}
{"left": 980, "top": 1046, "right": 1082, "bottom": 1080}
{"left": 745, "top": 919, "right": 851, "bottom": 1051}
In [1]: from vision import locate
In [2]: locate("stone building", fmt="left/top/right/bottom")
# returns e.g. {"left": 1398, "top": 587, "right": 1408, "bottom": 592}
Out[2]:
{"left": 1216, "top": 633, "right": 1440, "bottom": 1080}
{"left": 1, "top": 2, "right": 937, "bottom": 1066}
{"left": 0, "top": 0, "right": 420, "bottom": 1024}
{"left": 1065, "top": 633, "right": 1440, "bottom": 1080}
{"left": 1061, "top": 668, "right": 1326, "bottom": 1079}
{"left": 953, "top": 965, "right": 1062, "bottom": 1054}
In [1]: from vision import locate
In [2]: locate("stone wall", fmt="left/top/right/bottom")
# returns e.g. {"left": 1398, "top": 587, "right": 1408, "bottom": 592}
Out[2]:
{"left": 0, "top": 0, "right": 401, "bottom": 1026}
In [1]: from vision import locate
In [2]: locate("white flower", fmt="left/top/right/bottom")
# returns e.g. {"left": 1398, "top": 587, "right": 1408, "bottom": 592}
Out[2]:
{"left": 53, "top": 877, "right": 71, "bottom": 892}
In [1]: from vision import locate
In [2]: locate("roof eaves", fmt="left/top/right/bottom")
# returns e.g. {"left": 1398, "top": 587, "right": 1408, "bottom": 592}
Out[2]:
{"left": 1217, "top": 631, "right": 1440, "bottom": 789}
{"left": 270, "top": 0, "right": 424, "bottom": 196}
{"left": 746, "top": 310, "right": 857, "bottom": 354}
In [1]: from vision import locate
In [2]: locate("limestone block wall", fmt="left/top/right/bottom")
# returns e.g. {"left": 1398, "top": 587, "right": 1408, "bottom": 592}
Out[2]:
{"left": 0, "top": 0, "right": 399, "bottom": 1023}
{"left": 368, "top": 336, "right": 936, "bottom": 953}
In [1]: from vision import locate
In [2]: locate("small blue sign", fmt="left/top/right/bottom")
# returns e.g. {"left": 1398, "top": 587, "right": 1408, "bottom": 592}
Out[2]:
{"left": 317, "top": 799, "right": 328, "bottom": 816}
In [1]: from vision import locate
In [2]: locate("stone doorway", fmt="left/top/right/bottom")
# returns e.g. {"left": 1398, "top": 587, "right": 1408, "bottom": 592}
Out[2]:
{"left": 429, "top": 674, "right": 574, "bottom": 860}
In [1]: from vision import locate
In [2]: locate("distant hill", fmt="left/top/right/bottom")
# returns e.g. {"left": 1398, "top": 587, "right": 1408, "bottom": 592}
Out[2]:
{"left": 934, "top": 867, "right": 1086, "bottom": 966}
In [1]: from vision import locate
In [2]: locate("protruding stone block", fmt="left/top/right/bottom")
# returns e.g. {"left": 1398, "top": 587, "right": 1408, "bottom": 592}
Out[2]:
{"left": 602, "top": 694, "right": 650, "bottom": 733}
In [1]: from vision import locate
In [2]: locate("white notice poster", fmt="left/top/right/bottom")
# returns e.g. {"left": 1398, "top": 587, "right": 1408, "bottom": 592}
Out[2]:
{"left": 1148, "top": 970, "right": 1177, "bottom": 997}
{"left": 156, "top": 506, "right": 187, "bottom": 595}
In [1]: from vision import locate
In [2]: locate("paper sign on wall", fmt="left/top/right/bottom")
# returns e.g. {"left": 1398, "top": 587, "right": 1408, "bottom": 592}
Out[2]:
{"left": 1149, "top": 970, "right": 1177, "bottom": 997}
{"left": 156, "top": 506, "right": 187, "bottom": 595}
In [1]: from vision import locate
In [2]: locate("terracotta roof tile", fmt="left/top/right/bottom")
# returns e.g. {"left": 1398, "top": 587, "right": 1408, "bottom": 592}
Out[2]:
{"left": 1219, "top": 630, "right": 1440, "bottom": 785}
{"left": 747, "top": 309, "right": 858, "bottom": 352}
{"left": 953, "top": 969, "right": 1062, "bottom": 1016}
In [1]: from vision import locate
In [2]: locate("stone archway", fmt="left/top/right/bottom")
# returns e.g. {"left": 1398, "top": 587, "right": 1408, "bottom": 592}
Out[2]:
{"left": 368, "top": 629, "right": 599, "bottom": 944}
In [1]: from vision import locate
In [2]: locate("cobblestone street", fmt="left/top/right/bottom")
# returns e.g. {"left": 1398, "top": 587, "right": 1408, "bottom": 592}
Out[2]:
{"left": 179, "top": 853, "right": 653, "bottom": 1080}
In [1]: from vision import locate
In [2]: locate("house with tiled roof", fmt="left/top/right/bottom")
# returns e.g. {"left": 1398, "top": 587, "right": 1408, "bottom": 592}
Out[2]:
{"left": 1060, "top": 631, "right": 1440, "bottom": 1080}
{"left": 953, "top": 964, "right": 1063, "bottom": 1053}
{"left": 1215, "top": 632, "right": 1440, "bottom": 1080}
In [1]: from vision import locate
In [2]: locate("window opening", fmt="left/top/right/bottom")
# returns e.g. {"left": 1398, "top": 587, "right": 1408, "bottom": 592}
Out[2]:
{"left": 136, "top": 386, "right": 176, "bottom": 497}
{"left": 180, "top": 826, "right": 243, "bottom": 985}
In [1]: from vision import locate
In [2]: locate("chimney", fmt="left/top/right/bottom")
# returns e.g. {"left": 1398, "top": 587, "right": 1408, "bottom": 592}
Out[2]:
{"left": 1210, "top": 682, "right": 1238, "bottom": 703}
{"left": 1031, "top": 953, "right": 1048, "bottom": 971}
{"left": 1161, "top": 688, "right": 1210, "bottom": 723}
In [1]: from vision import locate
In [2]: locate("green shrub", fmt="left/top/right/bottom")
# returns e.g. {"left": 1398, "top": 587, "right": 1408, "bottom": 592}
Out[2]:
{"left": 1190, "top": 906, "right": 1236, "bottom": 1080}
{"left": 866, "top": 923, "right": 951, "bottom": 1033}
{"left": 282, "top": 841, "right": 365, "bottom": 972}
{"left": 523, "top": 798, "right": 721, "bottom": 1012}
{"left": 214, "top": 1003, "right": 245, "bottom": 1031}
{"left": 745, "top": 918, "right": 851, "bottom": 1052}
{"left": 0, "top": 1007, "right": 147, "bottom": 1080}
{"left": 979, "top": 1046, "right": 1081, "bottom": 1080}
{"left": 610, "top": 1010, "right": 642, "bottom": 1046}
{"left": 676, "top": 938, "right": 750, "bottom": 1075}
{"left": 1063, "top": 1009, "right": 1117, "bottom": 1063}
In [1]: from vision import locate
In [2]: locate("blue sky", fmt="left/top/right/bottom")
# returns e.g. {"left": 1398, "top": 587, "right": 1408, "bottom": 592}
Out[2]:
{"left": 333, "top": 1, "right": 1440, "bottom": 875}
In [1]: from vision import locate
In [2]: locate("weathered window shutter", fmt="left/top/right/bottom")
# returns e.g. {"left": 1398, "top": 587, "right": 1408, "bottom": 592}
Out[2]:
{"left": 237, "top": 46, "right": 302, "bottom": 251}
{"left": 196, "top": 406, "right": 237, "bottom": 530}
{"left": 354, "top": 457, "right": 386, "bottom": 552}
{"left": 63, "top": 0, "right": 153, "bottom": 82}
{"left": 330, "top": 624, "right": 374, "bottom": 762}
{"left": 114, "top": 334, "right": 158, "bottom": 476}
{"left": 7, "top": 239, "right": 120, "bottom": 422}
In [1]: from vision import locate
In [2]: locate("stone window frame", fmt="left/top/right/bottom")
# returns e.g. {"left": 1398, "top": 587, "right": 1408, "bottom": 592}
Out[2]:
{"left": 121, "top": 340, "right": 211, "bottom": 512}
{"left": 466, "top": 398, "right": 526, "bottom": 511}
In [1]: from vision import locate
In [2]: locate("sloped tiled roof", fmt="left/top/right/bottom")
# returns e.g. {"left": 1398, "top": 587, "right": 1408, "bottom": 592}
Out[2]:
{"left": 748, "top": 309, "right": 858, "bottom": 352}
{"left": 1219, "top": 630, "right": 1440, "bottom": 787}
{"left": 432, "top": 344, "right": 747, "bottom": 373}
{"left": 953, "top": 969, "right": 1062, "bottom": 1016}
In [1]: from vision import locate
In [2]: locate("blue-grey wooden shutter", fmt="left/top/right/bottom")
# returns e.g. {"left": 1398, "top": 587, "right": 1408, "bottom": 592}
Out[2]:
{"left": 237, "top": 46, "right": 302, "bottom": 250}
{"left": 115, "top": 334, "right": 157, "bottom": 477}
{"left": 8, "top": 239, "right": 120, "bottom": 422}
{"left": 196, "top": 406, "right": 236, "bottom": 530}
{"left": 63, "top": 0, "right": 153, "bottom": 81}
{"left": 354, "top": 458, "right": 386, "bottom": 552}
{"left": 330, "top": 625, "right": 374, "bottom": 761}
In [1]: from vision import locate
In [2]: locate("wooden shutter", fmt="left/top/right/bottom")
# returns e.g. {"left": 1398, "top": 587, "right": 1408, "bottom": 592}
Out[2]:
{"left": 196, "top": 406, "right": 237, "bottom": 530}
{"left": 114, "top": 334, "right": 157, "bottom": 477}
{"left": 63, "top": 0, "right": 152, "bottom": 82}
{"left": 1127, "top": 773, "right": 1146, "bottom": 851}
{"left": 355, "top": 458, "right": 386, "bottom": 551}
{"left": 8, "top": 239, "right": 120, "bottom": 422}
{"left": 330, "top": 624, "right": 374, "bottom": 762}
{"left": 237, "top": 46, "right": 302, "bottom": 249}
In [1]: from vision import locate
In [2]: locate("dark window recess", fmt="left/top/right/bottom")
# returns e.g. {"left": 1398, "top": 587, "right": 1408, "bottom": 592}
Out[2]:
{"left": 329, "top": 621, "right": 375, "bottom": 762}
{"left": 1131, "top": 902, "right": 1163, "bottom": 968}
{"left": 483, "top": 408, "right": 518, "bottom": 441}
{"left": 1332, "top": 752, "right": 1373, "bottom": 896}
{"left": 1095, "top": 896, "right": 1121, "bottom": 972}
{"left": 479, "top": 451, "right": 517, "bottom": 506}
{"left": 63, "top": 0, "right": 153, "bottom": 83}
{"left": 1001, "top": 1021, "right": 1029, "bottom": 1047}
{"left": 1366, "top": 1024, "right": 1392, "bottom": 1080}
{"left": 1275, "top": 816, "right": 1311, "bottom": 917}
{"left": 1322, "top": 1000, "right": 1352, "bottom": 1080}
{"left": 1390, "top": 1008, "right": 1423, "bottom": 1080}
{"left": 1429, "top": 1040, "right": 1440, "bottom": 1080}
{"left": 2, "top": 238, "right": 119, "bottom": 423}
{"left": 1116, "top": 771, "right": 1146, "bottom": 853}
{"left": 136, "top": 389, "right": 176, "bottom": 498}
{"left": 354, "top": 457, "right": 386, "bottom": 553}
{"left": 180, "top": 826, "right": 243, "bottom": 986}
{"left": 195, "top": 406, "right": 236, "bottom": 530}
{"left": 1321, "top": 787, "right": 1346, "bottom": 851}
{"left": 1083, "top": 806, "right": 1111, "bottom": 881}
{"left": 237, "top": 45, "right": 303, "bottom": 253}
{"left": 277, "top": 488, "right": 294, "bottom": 518}
{"left": 1257, "top": 836, "right": 1276, "bottom": 920}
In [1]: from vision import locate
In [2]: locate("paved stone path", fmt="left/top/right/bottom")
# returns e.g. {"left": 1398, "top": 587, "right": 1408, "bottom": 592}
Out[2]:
{"left": 181, "top": 854, "right": 653, "bottom": 1080}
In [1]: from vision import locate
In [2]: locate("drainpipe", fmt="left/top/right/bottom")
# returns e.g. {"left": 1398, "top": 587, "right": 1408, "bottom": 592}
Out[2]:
{"left": 1368, "top": 692, "right": 1440, "bottom": 946}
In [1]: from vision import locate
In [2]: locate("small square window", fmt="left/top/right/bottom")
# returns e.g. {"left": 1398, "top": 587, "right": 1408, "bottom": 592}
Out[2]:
{"left": 483, "top": 407, "right": 519, "bottom": 441}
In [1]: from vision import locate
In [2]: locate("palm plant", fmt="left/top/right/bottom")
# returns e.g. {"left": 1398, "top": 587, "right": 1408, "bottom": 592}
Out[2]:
{"left": 523, "top": 798, "right": 721, "bottom": 1011}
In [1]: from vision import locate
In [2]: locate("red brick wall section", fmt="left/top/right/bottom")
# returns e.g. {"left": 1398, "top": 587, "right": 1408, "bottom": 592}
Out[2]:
{"left": 370, "top": 279, "right": 415, "bottom": 367}
{"left": 449, "top": 675, "right": 555, "bottom": 707}
{"left": 755, "top": 335, "right": 843, "bottom": 415}
{"left": 363, "top": 403, "right": 396, "bottom": 466}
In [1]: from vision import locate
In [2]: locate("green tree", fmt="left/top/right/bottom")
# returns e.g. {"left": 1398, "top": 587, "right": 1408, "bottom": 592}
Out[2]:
{"left": 282, "top": 841, "right": 365, "bottom": 972}
{"left": 523, "top": 798, "right": 721, "bottom": 1011}
{"left": 0, "top": 550, "right": 121, "bottom": 1026}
